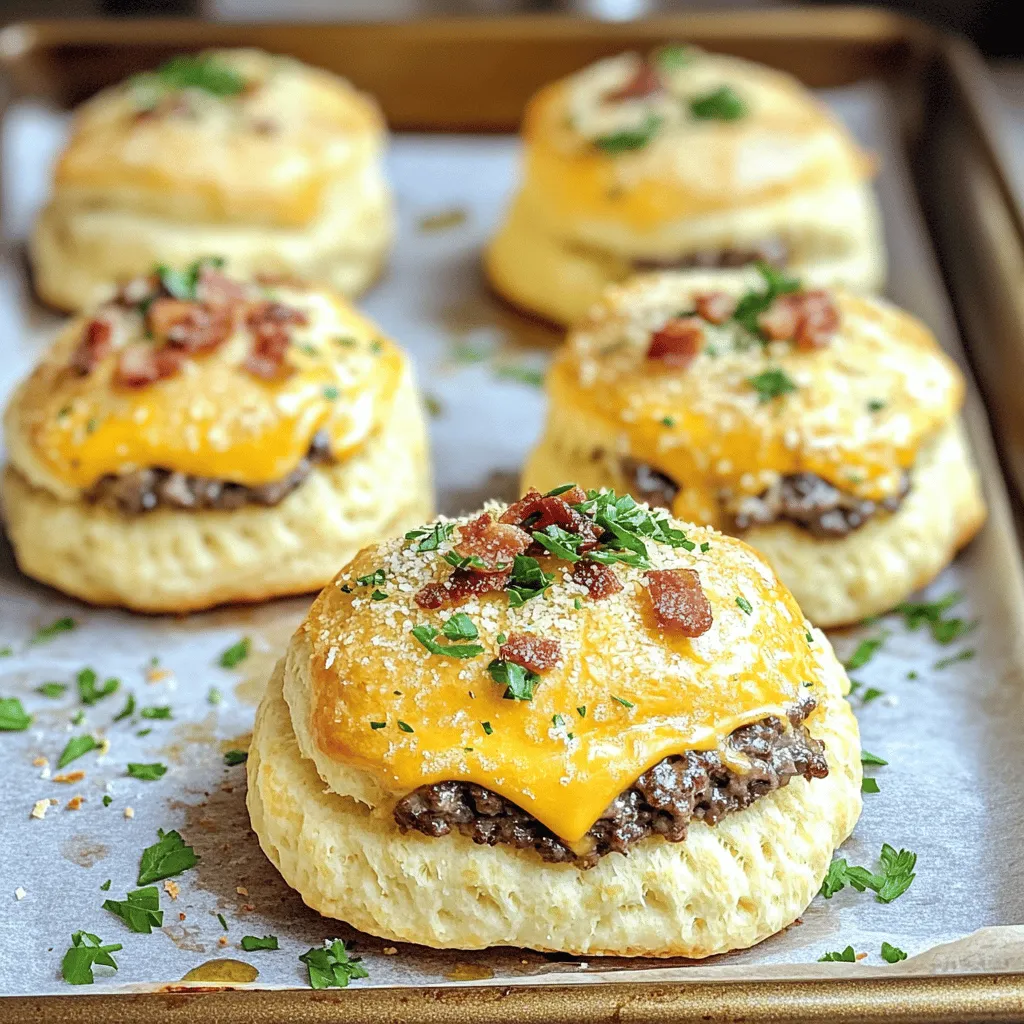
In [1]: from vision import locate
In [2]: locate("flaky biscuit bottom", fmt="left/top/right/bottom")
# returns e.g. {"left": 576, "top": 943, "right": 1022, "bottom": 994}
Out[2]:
{"left": 485, "top": 182, "right": 885, "bottom": 327}
{"left": 247, "top": 637, "right": 861, "bottom": 958}
{"left": 30, "top": 164, "right": 393, "bottom": 312}
{"left": 0, "top": 371, "right": 431, "bottom": 613}
{"left": 524, "top": 414, "right": 986, "bottom": 628}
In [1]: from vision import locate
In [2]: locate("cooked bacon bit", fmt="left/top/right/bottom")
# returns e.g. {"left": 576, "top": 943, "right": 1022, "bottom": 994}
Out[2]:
{"left": 66, "top": 795, "right": 84, "bottom": 811}
{"left": 645, "top": 568, "right": 713, "bottom": 637}
{"left": 115, "top": 343, "right": 183, "bottom": 388}
{"left": 605, "top": 61, "right": 663, "bottom": 102}
{"left": 500, "top": 632, "right": 561, "bottom": 673}
{"left": 572, "top": 559, "right": 623, "bottom": 600}
{"left": 454, "top": 514, "right": 530, "bottom": 572}
{"left": 694, "top": 291, "right": 737, "bottom": 325}
{"left": 52, "top": 770, "right": 86, "bottom": 784}
{"left": 647, "top": 317, "right": 704, "bottom": 368}
{"left": 415, "top": 568, "right": 512, "bottom": 610}
{"left": 148, "top": 299, "right": 233, "bottom": 353}
{"left": 499, "top": 492, "right": 601, "bottom": 546}
{"left": 757, "top": 291, "right": 839, "bottom": 350}
{"left": 242, "top": 302, "right": 307, "bottom": 380}
{"left": 69, "top": 318, "right": 112, "bottom": 375}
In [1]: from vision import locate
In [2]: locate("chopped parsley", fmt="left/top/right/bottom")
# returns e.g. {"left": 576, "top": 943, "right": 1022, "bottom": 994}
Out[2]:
{"left": 881, "top": 941, "right": 908, "bottom": 963}
{"left": 137, "top": 829, "right": 199, "bottom": 886}
{"left": 77, "top": 667, "right": 120, "bottom": 706}
{"left": 140, "top": 706, "right": 172, "bottom": 720}
{"left": 219, "top": 637, "right": 251, "bottom": 668}
{"left": 732, "top": 262, "right": 800, "bottom": 340}
{"left": 594, "top": 113, "right": 663, "bottom": 153}
{"left": 532, "top": 524, "right": 586, "bottom": 563}
{"left": 224, "top": 750, "right": 248, "bottom": 766}
{"left": 370, "top": 589, "right": 388, "bottom": 601}
{"left": 867, "top": 398, "right": 887, "bottom": 412}
{"left": 57, "top": 734, "right": 98, "bottom": 768}
{"left": 735, "top": 596, "right": 753, "bottom": 615}
{"left": 481, "top": 721, "right": 493, "bottom": 736}
{"left": 114, "top": 693, "right": 136, "bottom": 722}
{"left": 411, "top": 624, "right": 484, "bottom": 659}
{"left": 31, "top": 617, "right": 76, "bottom": 644}
{"left": 37, "top": 682, "right": 68, "bottom": 699}
{"left": 322, "top": 386, "right": 339, "bottom": 405}
{"left": 577, "top": 706, "right": 587, "bottom": 718}
{"left": 655, "top": 44, "right": 694, "bottom": 71}
{"left": 0, "top": 645, "right": 11, "bottom": 657}
{"left": 573, "top": 597, "right": 583, "bottom": 610}
{"left": 102, "top": 887, "right": 163, "bottom": 934}
{"left": 494, "top": 364, "right": 545, "bottom": 389}
{"left": 552, "top": 714, "right": 565, "bottom": 727}
{"left": 818, "top": 945, "right": 857, "bottom": 963}
{"left": 299, "top": 939, "right": 369, "bottom": 989}
{"left": 488, "top": 659, "right": 540, "bottom": 701}
{"left": 149, "top": 54, "right": 245, "bottom": 96}
{"left": 207, "top": 687, "right": 222, "bottom": 706}
{"left": 61, "top": 932, "right": 121, "bottom": 985}
{"left": 690, "top": 84, "right": 747, "bottom": 120}
{"left": 242, "top": 935, "right": 280, "bottom": 951}
{"left": 934, "top": 648, "right": 975, "bottom": 670}
{"left": 506, "top": 555, "right": 556, "bottom": 606}
{"left": 0, "top": 697, "right": 32, "bottom": 731}
{"left": 154, "top": 256, "right": 224, "bottom": 301}
{"left": 612, "top": 695, "right": 635, "bottom": 709}
{"left": 895, "top": 592, "right": 970, "bottom": 643}
{"left": 100, "top": 879, "right": 111, "bottom": 891}
{"left": 127, "top": 762, "right": 168, "bottom": 781}
{"left": 660, "top": 416, "right": 676, "bottom": 427}
{"left": 819, "top": 844, "right": 916, "bottom": 903}
{"left": 844, "top": 634, "right": 886, "bottom": 671}
{"left": 356, "top": 568, "right": 387, "bottom": 587}
{"left": 370, "top": 721, "right": 386, "bottom": 730}
{"left": 861, "top": 750, "right": 888, "bottom": 766}
{"left": 441, "top": 613, "right": 479, "bottom": 641}
{"left": 700, "top": 542, "right": 711, "bottom": 553}
{"left": 71, "top": 710, "right": 85, "bottom": 726}
{"left": 405, "top": 521, "right": 454, "bottom": 552}
{"left": 747, "top": 367, "right": 797, "bottom": 403}
{"left": 103, "top": 796, "right": 113, "bottom": 807}
{"left": 397, "top": 720, "right": 414, "bottom": 733}
{"left": 217, "top": 913, "right": 228, "bottom": 931}
{"left": 861, "top": 777, "right": 880, "bottom": 794}
{"left": 860, "top": 686, "right": 885, "bottom": 704}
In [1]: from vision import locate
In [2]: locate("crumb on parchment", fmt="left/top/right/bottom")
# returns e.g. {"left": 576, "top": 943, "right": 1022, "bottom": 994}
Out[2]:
{"left": 124, "top": 806, "right": 134, "bottom": 819}
{"left": 164, "top": 880, "right": 180, "bottom": 900}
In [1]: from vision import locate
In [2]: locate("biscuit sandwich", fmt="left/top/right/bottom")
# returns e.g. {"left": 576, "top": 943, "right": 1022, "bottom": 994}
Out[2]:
{"left": 247, "top": 486, "right": 861, "bottom": 957}
{"left": 523, "top": 266, "right": 986, "bottom": 627}
{"left": 31, "top": 48, "right": 393, "bottom": 311}
{"left": 486, "top": 45, "right": 884, "bottom": 326}
{"left": 2, "top": 259, "right": 431, "bottom": 612}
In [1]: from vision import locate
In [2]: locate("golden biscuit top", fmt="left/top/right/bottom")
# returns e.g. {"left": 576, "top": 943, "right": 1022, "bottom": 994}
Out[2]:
{"left": 522, "top": 47, "right": 872, "bottom": 228}
{"left": 53, "top": 49, "right": 384, "bottom": 227}
{"left": 549, "top": 268, "right": 963, "bottom": 526}
{"left": 299, "top": 489, "right": 826, "bottom": 844}
{"left": 5, "top": 261, "right": 404, "bottom": 500}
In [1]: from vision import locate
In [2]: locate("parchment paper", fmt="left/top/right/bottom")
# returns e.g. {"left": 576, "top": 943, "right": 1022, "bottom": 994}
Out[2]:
{"left": 2, "top": 82, "right": 1024, "bottom": 996}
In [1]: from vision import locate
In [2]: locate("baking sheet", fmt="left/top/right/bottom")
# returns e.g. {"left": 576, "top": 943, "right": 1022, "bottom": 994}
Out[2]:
{"left": 2, "top": 81, "right": 1024, "bottom": 998}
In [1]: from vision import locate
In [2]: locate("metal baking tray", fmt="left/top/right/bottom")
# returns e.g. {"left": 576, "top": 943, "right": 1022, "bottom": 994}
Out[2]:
{"left": 2, "top": 11, "right": 1024, "bottom": 1023}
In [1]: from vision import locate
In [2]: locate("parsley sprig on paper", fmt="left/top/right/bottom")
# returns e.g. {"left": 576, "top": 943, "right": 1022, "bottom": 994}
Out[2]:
{"left": 61, "top": 932, "right": 122, "bottom": 985}
{"left": 820, "top": 844, "right": 917, "bottom": 903}
{"left": 299, "top": 939, "right": 369, "bottom": 989}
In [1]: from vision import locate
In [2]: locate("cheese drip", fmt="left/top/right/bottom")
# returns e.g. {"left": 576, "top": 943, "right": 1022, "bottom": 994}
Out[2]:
{"left": 303, "top": 524, "right": 823, "bottom": 845}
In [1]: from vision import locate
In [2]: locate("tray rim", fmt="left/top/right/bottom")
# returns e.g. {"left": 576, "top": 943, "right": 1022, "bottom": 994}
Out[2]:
{"left": 1, "top": 10, "right": 1022, "bottom": 1022}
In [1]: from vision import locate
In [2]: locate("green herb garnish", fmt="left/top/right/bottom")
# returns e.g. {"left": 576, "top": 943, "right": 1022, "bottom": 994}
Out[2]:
{"left": 103, "top": 887, "right": 163, "bottom": 934}
{"left": 61, "top": 932, "right": 121, "bottom": 985}
{"left": 594, "top": 113, "right": 663, "bottom": 154}
{"left": 481, "top": 721, "right": 493, "bottom": 736}
{"left": 155, "top": 257, "right": 224, "bottom": 301}
{"left": 207, "top": 687, "right": 222, "bottom": 705}
{"left": 57, "top": 734, "right": 98, "bottom": 768}
{"left": 819, "top": 844, "right": 916, "bottom": 903}
{"left": 151, "top": 54, "right": 246, "bottom": 96}
{"left": 818, "top": 945, "right": 857, "bottom": 963}
{"left": 31, "top": 617, "right": 76, "bottom": 644}
{"left": 747, "top": 367, "right": 797, "bottom": 403}
{"left": 411, "top": 623, "right": 484, "bottom": 659}
{"left": 137, "top": 829, "right": 199, "bottom": 886}
{"left": 397, "top": 720, "right": 414, "bottom": 734}
{"left": 934, "top": 648, "right": 975, "bottom": 670}
{"left": 655, "top": 44, "right": 694, "bottom": 71}
{"left": 845, "top": 634, "right": 886, "bottom": 671}
{"left": 0, "top": 697, "right": 32, "bottom": 731}
{"left": 612, "top": 695, "right": 635, "bottom": 709}
{"left": 37, "top": 682, "right": 68, "bottom": 699}
{"left": 299, "top": 939, "right": 369, "bottom": 989}
{"left": 690, "top": 84, "right": 746, "bottom": 120}
{"left": 224, "top": 750, "right": 248, "bottom": 766}
{"left": 242, "top": 935, "right": 279, "bottom": 952}
{"left": 127, "top": 762, "right": 167, "bottom": 781}
{"left": 405, "top": 522, "right": 454, "bottom": 552}
{"left": 488, "top": 659, "right": 540, "bottom": 701}
{"left": 140, "top": 706, "right": 172, "bottom": 720}
{"left": 735, "top": 596, "right": 753, "bottom": 615}
{"left": 862, "top": 777, "right": 880, "bottom": 794}
{"left": 506, "top": 555, "right": 556, "bottom": 606}
{"left": 861, "top": 750, "right": 888, "bottom": 766}
{"left": 77, "top": 667, "right": 119, "bottom": 706}
{"left": 219, "top": 637, "right": 251, "bottom": 669}
{"left": 881, "top": 941, "right": 908, "bottom": 963}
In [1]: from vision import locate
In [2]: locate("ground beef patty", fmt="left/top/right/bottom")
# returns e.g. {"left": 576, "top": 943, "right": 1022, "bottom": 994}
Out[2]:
{"left": 87, "top": 430, "right": 332, "bottom": 514}
{"left": 393, "top": 697, "right": 827, "bottom": 869}
{"left": 621, "top": 459, "right": 910, "bottom": 540}
{"left": 632, "top": 237, "right": 788, "bottom": 273}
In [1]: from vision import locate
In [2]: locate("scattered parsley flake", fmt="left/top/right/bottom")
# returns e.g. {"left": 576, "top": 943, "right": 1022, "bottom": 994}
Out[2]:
{"left": 137, "top": 829, "right": 199, "bottom": 886}
{"left": 506, "top": 555, "right": 557, "bottom": 606}
{"left": 140, "top": 706, "right": 172, "bottom": 720}
{"left": 31, "top": 617, "right": 76, "bottom": 644}
{"left": 881, "top": 941, "right": 908, "bottom": 963}
{"left": 405, "top": 522, "right": 454, "bottom": 552}
{"left": 700, "top": 542, "right": 710, "bottom": 553}
{"left": 690, "top": 84, "right": 747, "bottom": 120}
{"left": 77, "top": 667, "right": 119, "bottom": 706}
{"left": 370, "top": 721, "right": 386, "bottom": 730}
{"left": 612, "top": 695, "right": 635, "bottom": 709}
{"left": 57, "top": 734, "right": 98, "bottom": 768}
{"left": 442, "top": 613, "right": 479, "bottom": 642}
{"left": 207, "top": 687, "right": 222, "bottom": 706}
{"left": 127, "top": 762, "right": 167, "bottom": 781}
{"left": 868, "top": 398, "right": 887, "bottom": 412}
{"left": 481, "top": 721, "right": 493, "bottom": 736}
{"left": 37, "top": 682, "right": 68, "bottom": 699}
{"left": 747, "top": 367, "right": 797, "bottom": 403}
{"left": 397, "top": 721, "right": 414, "bottom": 734}
{"left": 219, "top": 638, "right": 251, "bottom": 669}
{"left": 819, "top": 844, "right": 916, "bottom": 903}
{"left": 61, "top": 931, "right": 121, "bottom": 985}
{"left": 371, "top": 589, "right": 388, "bottom": 601}
{"left": 861, "top": 686, "right": 885, "bottom": 704}
{"left": 300, "top": 939, "right": 368, "bottom": 989}
{"left": 552, "top": 714, "right": 565, "bottom": 727}
{"left": 573, "top": 597, "right": 583, "bottom": 610}
{"left": 102, "top": 886, "right": 163, "bottom": 934}
{"left": 411, "top": 624, "right": 484, "bottom": 659}
{"left": 70, "top": 710, "right": 85, "bottom": 726}
{"left": 149, "top": 54, "right": 245, "bottom": 96}
{"left": 735, "top": 596, "right": 753, "bottom": 615}
{"left": 217, "top": 913, "right": 228, "bottom": 931}
{"left": 862, "top": 777, "right": 880, "bottom": 794}
{"left": 594, "top": 112, "right": 663, "bottom": 153}
{"left": 818, "top": 945, "right": 857, "bottom": 963}
{"left": 861, "top": 750, "right": 888, "bottom": 766}
{"left": 100, "top": 879, "right": 111, "bottom": 891}
{"left": 113, "top": 693, "right": 136, "bottom": 722}
{"left": 655, "top": 44, "right": 694, "bottom": 71}
{"left": 494, "top": 364, "right": 545, "bottom": 389}
{"left": 241, "top": 935, "right": 279, "bottom": 952}
{"left": 934, "top": 648, "right": 975, "bottom": 670}
{"left": 103, "top": 795, "right": 113, "bottom": 807}
{"left": 356, "top": 568, "right": 387, "bottom": 587}
{"left": 577, "top": 706, "right": 586, "bottom": 717}
{"left": 224, "top": 750, "right": 248, "bottom": 766}
{"left": 844, "top": 635, "right": 887, "bottom": 671}
{"left": 488, "top": 659, "right": 539, "bottom": 701}
{"left": 0, "top": 697, "right": 32, "bottom": 731}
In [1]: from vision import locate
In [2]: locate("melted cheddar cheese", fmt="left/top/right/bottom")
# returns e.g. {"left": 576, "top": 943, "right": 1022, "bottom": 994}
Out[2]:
{"left": 523, "top": 50, "right": 870, "bottom": 230}
{"left": 301, "top": 511, "right": 824, "bottom": 845}
{"left": 555, "top": 284, "right": 963, "bottom": 528}
{"left": 8, "top": 284, "right": 403, "bottom": 499}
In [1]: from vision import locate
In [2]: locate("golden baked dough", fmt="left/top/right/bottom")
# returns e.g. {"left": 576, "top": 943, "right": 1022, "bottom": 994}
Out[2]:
{"left": 1, "top": 263, "right": 432, "bottom": 612}
{"left": 30, "top": 49, "right": 392, "bottom": 311}
{"left": 247, "top": 495, "right": 862, "bottom": 956}
{"left": 485, "top": 47, "right": 884, "bottom": 325}
{"left": 522, "top": 269, "right": 986, "bottom": 626}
